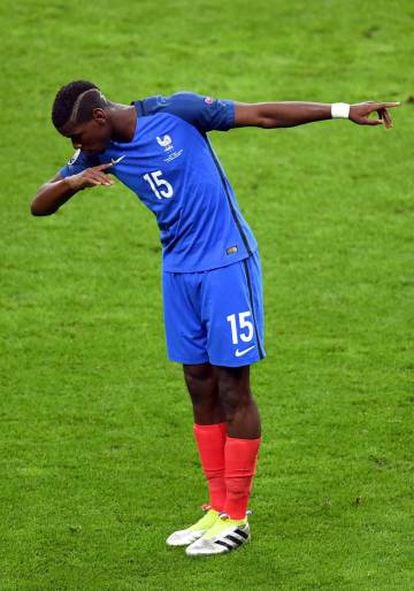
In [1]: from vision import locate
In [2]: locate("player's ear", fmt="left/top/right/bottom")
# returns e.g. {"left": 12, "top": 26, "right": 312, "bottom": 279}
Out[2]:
{"left": 92, "top": 108, "right": 107, "bottom": 125}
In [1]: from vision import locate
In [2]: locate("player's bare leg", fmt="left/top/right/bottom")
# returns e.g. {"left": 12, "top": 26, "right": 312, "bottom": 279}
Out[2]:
{"left": 186, "top": 364, "right": 261, "bottom": 556}
{"left": 166, "top": 363, "right": 226, "bottom": 547}
{"left": 215, "top": 365, "right": 260, "bottom": 439}
{"left": 183, "top": 363, "right": 225, "bottom": 425}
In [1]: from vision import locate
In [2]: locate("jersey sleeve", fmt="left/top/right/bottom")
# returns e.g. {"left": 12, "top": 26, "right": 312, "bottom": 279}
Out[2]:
{"left": 137, "top": 92, "right": 235, "bottom": 132}
{"left": 59, "top": 149, "right": 96, "bottom": 178}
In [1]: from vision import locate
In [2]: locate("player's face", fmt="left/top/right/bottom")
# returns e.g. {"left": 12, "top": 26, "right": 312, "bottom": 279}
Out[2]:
{"left": 60, "top": 111, "right": 111, "bottom": 155}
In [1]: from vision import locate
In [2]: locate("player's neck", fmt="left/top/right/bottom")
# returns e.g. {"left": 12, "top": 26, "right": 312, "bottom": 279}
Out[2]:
{"left": 109, "top": 103, "right": 137, "bottom": 143}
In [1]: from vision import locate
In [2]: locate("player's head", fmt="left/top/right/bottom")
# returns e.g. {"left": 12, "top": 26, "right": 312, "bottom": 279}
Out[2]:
{"left": 52, "top": 80, "right": 112, "bottom": 154}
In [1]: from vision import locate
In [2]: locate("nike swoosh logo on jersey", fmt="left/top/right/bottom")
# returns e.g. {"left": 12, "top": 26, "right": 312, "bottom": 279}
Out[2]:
{"left": 235, "top": 345, "right": 256, "bottom": 357}
{"left": 111, "top": 155, "right": 126, "bottom": 166}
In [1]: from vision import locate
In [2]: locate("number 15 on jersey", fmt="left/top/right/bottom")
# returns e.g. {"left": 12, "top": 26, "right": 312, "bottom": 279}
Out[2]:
{"left": 143, "top": 170, "right": 174, "bottom": 199}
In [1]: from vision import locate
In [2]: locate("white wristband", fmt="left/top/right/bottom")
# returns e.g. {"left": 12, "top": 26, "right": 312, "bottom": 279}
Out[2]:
{"left": 331, "top": 102, "right": 350, "bottom": 119}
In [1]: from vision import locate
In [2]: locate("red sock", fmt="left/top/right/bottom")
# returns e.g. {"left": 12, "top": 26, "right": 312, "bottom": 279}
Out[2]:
{"left": 223, "top": 436, "right": 261, "bottom": 520}
{"left": 193, "top": 423, "right": 227, "bottom": 512}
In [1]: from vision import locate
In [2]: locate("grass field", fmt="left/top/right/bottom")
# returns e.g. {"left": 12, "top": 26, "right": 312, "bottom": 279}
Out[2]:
{"left": 1, "top": 0, "right": 413, "bottom": 589}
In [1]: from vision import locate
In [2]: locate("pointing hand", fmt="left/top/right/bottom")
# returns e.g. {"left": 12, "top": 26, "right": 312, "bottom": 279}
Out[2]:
{"left": 349, "top": 101, "right": 401, "bottom": 128}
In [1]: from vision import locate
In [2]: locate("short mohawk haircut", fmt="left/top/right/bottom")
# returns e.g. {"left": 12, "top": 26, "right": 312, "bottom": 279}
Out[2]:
{"left": 51, "top": 80, "right": 108, "bottom": 130}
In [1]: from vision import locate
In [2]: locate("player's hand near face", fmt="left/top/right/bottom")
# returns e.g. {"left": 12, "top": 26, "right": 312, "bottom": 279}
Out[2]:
{"left": 65, "top": 162, "right": 115, "bottom": 190}
{"left": 31, "top": 162, "right": 114, "bottom": 216}
{"left": 349, "top": 101, "right": 400, "bottom": 128}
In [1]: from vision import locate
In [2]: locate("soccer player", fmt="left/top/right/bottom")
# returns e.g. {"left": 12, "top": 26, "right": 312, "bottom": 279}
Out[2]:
{"left": 31, "top": 82, "right": 398, "bottom": 556}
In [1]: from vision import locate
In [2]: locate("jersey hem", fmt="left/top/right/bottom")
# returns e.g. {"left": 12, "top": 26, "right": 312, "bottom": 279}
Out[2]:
{"left": 162, "top": 245, "right": 258, "bottom": 274}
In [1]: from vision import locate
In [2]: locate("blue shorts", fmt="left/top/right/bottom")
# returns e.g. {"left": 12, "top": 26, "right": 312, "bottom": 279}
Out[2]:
{"left": 162, "top": 250, "right": 266, "bottom": 367}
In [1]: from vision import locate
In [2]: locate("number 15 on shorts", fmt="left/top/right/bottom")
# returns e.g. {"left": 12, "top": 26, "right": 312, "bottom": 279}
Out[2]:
{"left": 226, "top": 311, "right": 254, "bottom": 345}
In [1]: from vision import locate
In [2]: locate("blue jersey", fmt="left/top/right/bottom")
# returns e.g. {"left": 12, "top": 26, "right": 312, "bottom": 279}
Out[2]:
{"left": 59, "top": 92, "right": 258, "bottom": 273}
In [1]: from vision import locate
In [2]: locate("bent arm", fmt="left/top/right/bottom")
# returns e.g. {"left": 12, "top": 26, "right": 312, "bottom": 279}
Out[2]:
{"left": 30, "top": 162, "right": 114, "bottom": 216}
{"left": 30, "top": 174, "right": 80, "bottom": 216}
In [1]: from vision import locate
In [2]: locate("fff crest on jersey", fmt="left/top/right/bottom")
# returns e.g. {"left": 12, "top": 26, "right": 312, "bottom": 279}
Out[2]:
{"left": 157, "top": 135, "right": 174, "bottom": 152}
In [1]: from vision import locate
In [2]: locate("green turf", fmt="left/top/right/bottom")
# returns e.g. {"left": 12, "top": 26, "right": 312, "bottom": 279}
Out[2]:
{"left": 1, "top": 0, "right": 413, "bottom": 589}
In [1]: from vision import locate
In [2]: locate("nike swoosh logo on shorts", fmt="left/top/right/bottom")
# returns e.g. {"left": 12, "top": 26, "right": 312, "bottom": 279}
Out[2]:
{"left": 235, "top": 345, "right": 256, "bottom": 357}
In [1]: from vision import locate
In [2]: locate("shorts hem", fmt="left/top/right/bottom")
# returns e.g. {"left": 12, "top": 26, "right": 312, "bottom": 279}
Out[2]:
{"left": 209, "top": 353, "right": 266, "bottom": 368}
{"left": 167, "top": 353, "right": 266, "bottom": 367}
{"left": 168, "top": 355, "right": 210, "bottom": 365}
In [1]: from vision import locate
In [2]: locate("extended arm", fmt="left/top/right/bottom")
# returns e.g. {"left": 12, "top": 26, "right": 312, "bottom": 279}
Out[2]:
{"left": 234, "top": 101, "right": 400, "bottom": 129}
{"left": 31, "top": 163, "right": 114, "bottom": 216}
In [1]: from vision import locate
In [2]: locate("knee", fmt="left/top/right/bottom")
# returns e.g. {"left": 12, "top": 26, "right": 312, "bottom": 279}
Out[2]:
{"left": 183, "top": 364, "right": 222, "bottom": 424}
{"left": 218, "top": 371, "right": 251, "bottom": 420}
{"left": 183, "top": 364, "right": 216, "bottom": 400}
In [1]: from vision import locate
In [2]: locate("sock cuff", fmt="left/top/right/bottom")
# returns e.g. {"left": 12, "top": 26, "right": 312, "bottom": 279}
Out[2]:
{"left": 194, "top": 422, "right": 227, "bottom": 434}
{"left": 226, "top": 436, "right": 261, "bottom": 445}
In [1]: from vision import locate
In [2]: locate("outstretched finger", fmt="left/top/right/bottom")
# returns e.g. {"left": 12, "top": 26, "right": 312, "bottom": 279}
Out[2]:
{"left": 89, "top": 179, "right": 106, "bottom": 187}
{"left": 377, "top": 101, "right": 401, "bottom": 109}
{"left": 93, "top": 173, "right": 114, "bottom": 185}
{"left": 86, "top": 171, "right": 114, "bottom": 185}
{"left": 94, "top": 162, "right": 114, "bottom": 171}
